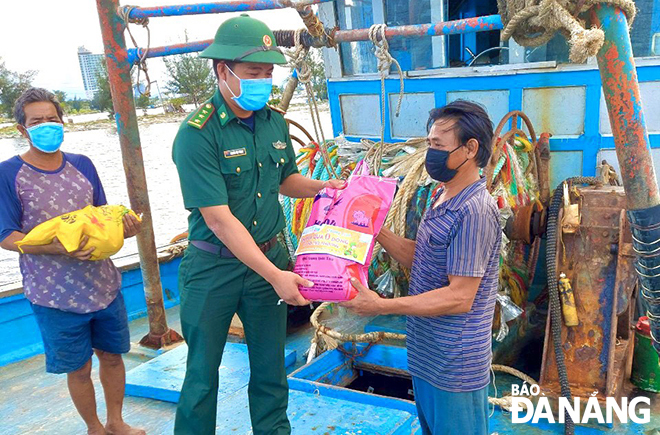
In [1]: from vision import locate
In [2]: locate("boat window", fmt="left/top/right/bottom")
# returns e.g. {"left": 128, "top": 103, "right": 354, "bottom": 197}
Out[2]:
{"left": 631, "top": 0, "right": 660, "bottom": 57}
{"left": 445, "top": 0, "right": 502, "bottom": 67}
{"left": 507, "top": 34, "right": 570, "bottom": 65}
{"left": 334, "top": 0, "right": 658, "bottom": 76}
{"left": 334, "top": 0, "right": 506, "bottom": 74}
{"left": 384, "top": 0, "right": 445, "bottom": 71}
{"left": 335, "top": 0, "right": 378, "bottom": 75}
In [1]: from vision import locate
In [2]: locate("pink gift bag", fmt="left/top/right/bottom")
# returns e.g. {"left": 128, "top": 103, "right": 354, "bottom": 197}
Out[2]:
{"left": 294, "top": 161, "right": 397, "bottom": 301}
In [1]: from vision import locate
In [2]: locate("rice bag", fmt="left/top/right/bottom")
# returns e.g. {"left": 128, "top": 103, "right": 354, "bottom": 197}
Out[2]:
{"left": 16, "top": 204, "right": 140, "bottom": 261}
{"left": 294, "top": 162, "right": 397, "bottom": 301}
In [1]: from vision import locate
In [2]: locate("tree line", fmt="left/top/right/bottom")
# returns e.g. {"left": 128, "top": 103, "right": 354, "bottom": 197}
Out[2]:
{"left": 0, "top": 48, "right": 328, "bottom": 120}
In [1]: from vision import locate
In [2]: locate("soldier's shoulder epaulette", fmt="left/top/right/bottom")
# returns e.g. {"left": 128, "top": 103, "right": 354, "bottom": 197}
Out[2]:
{"left": 187, "top": 102, "right": 215, "bottom": 130}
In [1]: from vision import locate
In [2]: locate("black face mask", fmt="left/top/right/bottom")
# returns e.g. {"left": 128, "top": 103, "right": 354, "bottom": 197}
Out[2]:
{"left": 425, "top": 146, "right": 468, "bottom": 182}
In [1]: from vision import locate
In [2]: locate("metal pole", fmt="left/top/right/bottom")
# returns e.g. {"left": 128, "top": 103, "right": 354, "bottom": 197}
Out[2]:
{"left": 278, "top": 74, "right": 299, "bottom": 112}
{"left": 589, "top": 4, "right": 660, "bottom": 210}
{"left": 96, "top": 0, "right": 183, "bottom": 348}
{"left": 333, "top": 14, "right": 502, "bottom": 42}
{"left": 127, "top": 15, "right": 504, "bottom": 64}
{"left": 126, "top": 0, "right": 332, "bottom": 20}
{"left": 151, "top": 80, "right": 164, "bottom": 108}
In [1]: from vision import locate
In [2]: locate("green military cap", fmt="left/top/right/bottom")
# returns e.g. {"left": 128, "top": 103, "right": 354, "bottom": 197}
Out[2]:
{"left": 200, "top": 14, "right": 287, "bottom": 64}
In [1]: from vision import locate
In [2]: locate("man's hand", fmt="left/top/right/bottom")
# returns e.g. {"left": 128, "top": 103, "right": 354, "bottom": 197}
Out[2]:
{"left": 50, "top": 235, "right": 95, "bottom": 260}
{"left": 270, "top": 270, "right": 313, "bottom": 306}
{"left": 322, "top": 179, "right": 347, "bottom": 190}
{"left": 123, "top": 213, "right": 141, "bottom": 238}
{"left": 339, "top": 278, "right": 384, "bottom": 316}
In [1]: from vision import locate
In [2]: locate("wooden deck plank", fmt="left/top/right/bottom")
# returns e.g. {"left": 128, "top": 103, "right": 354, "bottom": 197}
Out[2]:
{"left": 125, "top": 343, "right": 296, "bottom": 403}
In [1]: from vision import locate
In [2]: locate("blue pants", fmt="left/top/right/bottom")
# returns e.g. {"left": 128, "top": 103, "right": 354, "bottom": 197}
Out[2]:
{"left": 412, "top": 376, "right": 489, "bottom": 435}
{"left": 31, "top": 292, "right": 130, "bottom": 374}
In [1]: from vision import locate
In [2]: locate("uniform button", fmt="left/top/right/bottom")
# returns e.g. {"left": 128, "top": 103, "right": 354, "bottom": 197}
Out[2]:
{"left": 253, "top": 220, "right": 258, "bottom": 226}
{"left": 257, "top": 192, "right": 262, "bottom": 198}
{"left": 280, "top": 158, "right": 285, "bottom": 164}
{"left": 258, "top": 162, "right": 263, "bottom": 168}
{"left": 236, "top": 167, "right": 241, "bottom": 173}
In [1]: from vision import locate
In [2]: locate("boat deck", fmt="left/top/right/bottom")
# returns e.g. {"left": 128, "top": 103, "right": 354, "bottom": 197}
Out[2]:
{"left": 2, "top": 306, "right": 660, "bottom": 434}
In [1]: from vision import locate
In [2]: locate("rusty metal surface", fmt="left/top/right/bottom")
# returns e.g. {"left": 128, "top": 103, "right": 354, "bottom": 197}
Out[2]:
{"left": 333, "top": 14, "right": 503, "bottom": 43}
{"left": 537, "top": 132, "right": 551, "bottom": 205}
{"left": 540, "top": 186, "right": 635, "bottom": 402}
{"left": 509, "top": 202, "right": 546, "bottom": 243}
{"left": 96, "top": 0, "right": 182, "bottom": 348}
{"left": 589, "top": 4, "right": 660, "bottom": 210}
{"left": 126, "top": 0, "right": 331, "bottom": 20}
{"left": 127, "top": 15, "right": 504, "bottom": 63}
{"left": 614, "top": 210, "right": 636, "bottom": 324}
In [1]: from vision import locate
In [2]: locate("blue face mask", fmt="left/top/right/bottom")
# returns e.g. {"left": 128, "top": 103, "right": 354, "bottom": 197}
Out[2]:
{"left": 224, "top": 66, "right": 273, "bottom": 111}
{"left": 26, "top": 122, "right": 64, "bottom": 153}
{"left": 425, "top": 146, "right": 467, "bottom": 182}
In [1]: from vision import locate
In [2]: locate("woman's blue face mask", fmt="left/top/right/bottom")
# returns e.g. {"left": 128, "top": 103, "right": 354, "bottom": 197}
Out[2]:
{"left": 26, "top": 122, "right": 64, "bottom": 153}
{"left": 224, "top": 66, "right": 273, "bottom": 112}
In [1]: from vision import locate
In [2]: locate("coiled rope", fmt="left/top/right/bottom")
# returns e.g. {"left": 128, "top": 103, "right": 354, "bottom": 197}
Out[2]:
{"left": 498, "top": 0, "right": 636, "bottom": 63}
{"left": 118, "top": 5, "right": 152, "bottom": 96}
{"left": 285, "top": 29, "right": 339, "bottom": 179}
{"left": 368, "top": 24, "right": 405, "bottom": 175}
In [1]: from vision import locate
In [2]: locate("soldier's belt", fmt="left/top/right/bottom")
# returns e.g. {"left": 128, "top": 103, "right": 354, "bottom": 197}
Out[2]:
{"left": 190, "top": 237, "right": 277, "bottom": 258}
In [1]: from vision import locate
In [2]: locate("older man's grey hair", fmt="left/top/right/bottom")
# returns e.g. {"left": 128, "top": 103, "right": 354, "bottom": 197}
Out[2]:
{"left": 13, "top": 87, "right": 65, "bottom": 126}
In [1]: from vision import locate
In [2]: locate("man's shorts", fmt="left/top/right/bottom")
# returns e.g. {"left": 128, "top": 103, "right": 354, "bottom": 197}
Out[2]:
{"left": 412, "top": 376, "right": 489, "bottom": 435}
{"left": 30, "top": 291, "right": 130, "bottom": 374}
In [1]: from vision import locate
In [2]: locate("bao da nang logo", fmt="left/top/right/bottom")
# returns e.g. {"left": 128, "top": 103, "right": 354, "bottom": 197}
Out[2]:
{"left": 509, "top": 383, "right": 651, "bottom": 424}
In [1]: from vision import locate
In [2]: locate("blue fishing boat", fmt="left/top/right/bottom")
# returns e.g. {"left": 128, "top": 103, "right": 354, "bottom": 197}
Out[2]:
{"left": 2, "top": 0, "right": 660, "bottom": 433}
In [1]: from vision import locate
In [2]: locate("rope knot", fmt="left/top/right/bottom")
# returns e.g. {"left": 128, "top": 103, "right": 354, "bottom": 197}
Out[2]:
{"left": 499, "top": 0, "right": 636, "bottom": 64}
{"left": 118, "top": 5, "right": 152, "bottom": 97}
{"left": 368, "top": 24, "right": 405, "bottom": 174}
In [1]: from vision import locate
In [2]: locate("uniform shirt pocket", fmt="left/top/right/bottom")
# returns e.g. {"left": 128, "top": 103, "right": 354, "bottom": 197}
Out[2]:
{"left": 267, "top": 147, "right": 288, "bottom": 192}
{"left": 219, "top": 152, "right": 253, "bottom": 191}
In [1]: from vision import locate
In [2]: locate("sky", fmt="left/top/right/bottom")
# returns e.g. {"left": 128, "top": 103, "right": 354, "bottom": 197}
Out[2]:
{"left": 0, "top": 1, "right": 307, "bottom": 100}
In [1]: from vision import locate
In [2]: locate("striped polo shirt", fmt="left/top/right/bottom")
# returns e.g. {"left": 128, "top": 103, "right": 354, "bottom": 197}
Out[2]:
{"left": 407, "top": 177, "right": 501, "bottom": 392}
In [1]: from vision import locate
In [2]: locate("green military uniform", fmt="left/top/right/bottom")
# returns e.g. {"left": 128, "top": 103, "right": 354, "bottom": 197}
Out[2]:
{"left": 171, "top": 15, "right": 297, "bottom": 435}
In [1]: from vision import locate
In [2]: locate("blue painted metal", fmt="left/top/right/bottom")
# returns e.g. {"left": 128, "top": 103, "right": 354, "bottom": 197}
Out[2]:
{"left": 364, "top": 315, "right": 407, "bottom": 335}
{"left": 289, "top": 344, "right": 355, "bottom": 385}
{"left": 0, "top": 257, "right": 182, "bottom": 368}
{"left": 121, "top": 259, "right": 182, "bottom": 321}
{"left": 125, "top": 342, "right": 296, "bottom": 403}
{"left": 327, "top": 63, "right": 660, "bottom": 182}
{"left": 590, "top": 3, "right": 660, "bottom": 357}
{"left": 590, "top": 4, "right": 660, "bottom": 209}
{"left": 126, "top": 14, "right": 504, "bottom": 65}
{"left": 128, "top": 39, "right": 212, "bottom": 66}
{"left": 214, "top": 385, "right": 421, "bottom": 434}
{"left": 126, "top": 0, "right": 332, "bottom": 20}
{"left": 332, "top": 14, "right": 503, "bottom": 42}
{"left": 288, "top": 377, "right": 419, "bottom": 415}
{"left": 291, "top": 344, "right": 659, "bottom": 433}
{"left": 0, "top": 294, "right": 44, "bottom": 367}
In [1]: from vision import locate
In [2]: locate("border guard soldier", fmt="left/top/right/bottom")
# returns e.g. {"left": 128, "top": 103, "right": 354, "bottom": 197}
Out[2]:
{"left": 172, "top": 14, "right": 345, "bottom": 435}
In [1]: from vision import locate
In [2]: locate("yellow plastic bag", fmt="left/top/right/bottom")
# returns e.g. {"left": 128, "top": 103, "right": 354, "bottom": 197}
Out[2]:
{"left": 16, "top": 205, "right": 140, "bottom": 261}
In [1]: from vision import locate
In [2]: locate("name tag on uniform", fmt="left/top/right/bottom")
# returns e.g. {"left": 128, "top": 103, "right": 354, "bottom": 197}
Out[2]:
{"left": 272, "top": 141, "right": 286, "bottom": 150}
{"left": 224, "top": 148, "right": 247, "bottom": 158}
